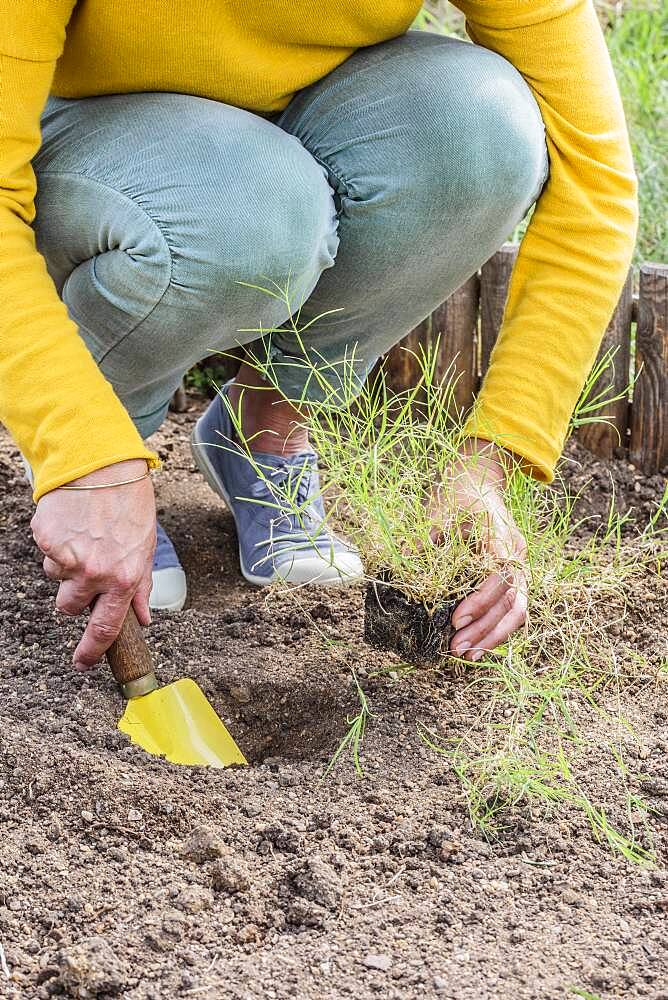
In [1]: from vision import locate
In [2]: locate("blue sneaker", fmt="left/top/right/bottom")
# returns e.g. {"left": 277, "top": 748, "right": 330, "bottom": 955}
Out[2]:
{"left": 150, "top": 522, "right": 187, "bottom": 611}
{"left": 190, "top": 386, "right": 364, "bottom": 587}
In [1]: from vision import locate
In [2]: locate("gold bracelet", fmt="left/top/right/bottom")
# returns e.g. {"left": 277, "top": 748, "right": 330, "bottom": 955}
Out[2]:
{"left": 59, "top": 472, "right": 151, "bottom": 491}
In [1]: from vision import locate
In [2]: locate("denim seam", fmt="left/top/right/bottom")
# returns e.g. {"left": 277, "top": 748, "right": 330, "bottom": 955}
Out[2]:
{"left": 297, "top": 148, "right": 352, "bottom": 219}
{"left": 37, "top": 170, "right": 175, "bottom": 364}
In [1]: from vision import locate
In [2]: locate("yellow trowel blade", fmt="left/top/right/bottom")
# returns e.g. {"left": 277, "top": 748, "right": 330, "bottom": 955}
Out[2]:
{"left": 118, "top": 677, "right": 247, "bottom": 768}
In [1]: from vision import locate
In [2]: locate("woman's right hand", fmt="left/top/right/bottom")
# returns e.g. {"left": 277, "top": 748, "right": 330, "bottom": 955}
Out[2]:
{"left": 30, "top": 459, "right": 156, "bottom": 669}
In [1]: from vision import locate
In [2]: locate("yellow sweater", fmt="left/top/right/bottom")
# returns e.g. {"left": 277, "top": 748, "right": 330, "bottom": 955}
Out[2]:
{"left": 0, "top": 1, "right": 637, "bottom": 498}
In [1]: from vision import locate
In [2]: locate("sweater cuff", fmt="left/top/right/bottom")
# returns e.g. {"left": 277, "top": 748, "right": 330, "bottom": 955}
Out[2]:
{"left": 32, "top": 447, "right": 161, "bottom": 502}
{"left": 463, "top": 402, "right": 559, "bottom": 483}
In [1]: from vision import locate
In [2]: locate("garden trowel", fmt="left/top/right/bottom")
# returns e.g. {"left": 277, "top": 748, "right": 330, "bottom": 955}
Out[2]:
{"left": 107, "top": 608, "right": 247, "bottom": 767}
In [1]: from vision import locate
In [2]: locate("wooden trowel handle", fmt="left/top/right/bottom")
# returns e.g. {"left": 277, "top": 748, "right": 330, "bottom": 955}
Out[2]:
{"left": 107, "top": 607, "right": 158, "bottom": 699}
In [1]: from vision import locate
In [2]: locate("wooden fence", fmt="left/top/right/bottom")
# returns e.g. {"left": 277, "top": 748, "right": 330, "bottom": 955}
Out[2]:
{"left": 174, "top": 244, "right": 668, "bottom": 475}
{"left": 385, "top": 244, "right": 668, "bottom": 475}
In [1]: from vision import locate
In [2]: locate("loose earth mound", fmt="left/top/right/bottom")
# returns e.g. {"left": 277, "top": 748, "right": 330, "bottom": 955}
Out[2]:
{"left": 0, "top": 398, "right": 666, "bottom": 999}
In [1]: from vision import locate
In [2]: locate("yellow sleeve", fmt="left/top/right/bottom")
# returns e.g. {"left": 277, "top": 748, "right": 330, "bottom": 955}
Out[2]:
{"left": 0, "top": 2, "right": 158, "bottom": 501}
{"left": 453, "top": 0, "right": 638, "bottom": 481}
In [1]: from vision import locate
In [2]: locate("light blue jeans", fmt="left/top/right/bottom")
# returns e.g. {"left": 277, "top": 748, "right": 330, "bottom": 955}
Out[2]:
{"left": 34, "top": 31, "right": 548, "bottom": 439}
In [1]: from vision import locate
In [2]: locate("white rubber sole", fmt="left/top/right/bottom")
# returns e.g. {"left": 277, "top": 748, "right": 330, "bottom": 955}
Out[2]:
{"left": 190, "top": 419, "right": 362, "bottom": 588}
{"left": 149, "top": 566, "right": 188, "bottom": 612}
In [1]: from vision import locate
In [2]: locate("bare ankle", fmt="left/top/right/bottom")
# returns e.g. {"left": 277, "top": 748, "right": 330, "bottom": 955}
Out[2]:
{"left": 229, "top": 363, "right": 309, "bottom": 456}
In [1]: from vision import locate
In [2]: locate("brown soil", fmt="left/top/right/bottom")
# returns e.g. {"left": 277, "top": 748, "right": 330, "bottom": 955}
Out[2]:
{"left": 1, "top": 397, "right": 666, "bottom": 1000}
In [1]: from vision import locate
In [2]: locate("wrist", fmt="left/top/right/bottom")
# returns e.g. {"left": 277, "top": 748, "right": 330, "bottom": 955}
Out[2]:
{"left": 65, "top": 459, "right": 149, "bottom": 489}
{"left": 457, "top": 438, "right": 509, "bottom": 489}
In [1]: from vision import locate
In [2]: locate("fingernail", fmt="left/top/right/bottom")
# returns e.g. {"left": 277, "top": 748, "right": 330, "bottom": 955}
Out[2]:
{"left": 470, "top": 650, "right": 484, "bottom": 662}
{"left": 453, "top": 645, "right": 468, "bottom": 658}
{"left": 453, "top": 615, "right": 473, "bottom": 631}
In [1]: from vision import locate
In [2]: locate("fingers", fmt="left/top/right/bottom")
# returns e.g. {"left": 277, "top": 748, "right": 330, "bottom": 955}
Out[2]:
{"left": 44, "top": 556, "right": 101, "bottom": 615}
{"left": 451, "top": 571, "right": 514, "bottom": 631}
{"left": 451, "top": 579, "right": 528, "bottom": 661}
{"left": 55, "top": 578, "right": 98, "bottom": 617}
{"left": 132, "top": 570, "right": 153, "bottom": 628}
{"left": 449, "top": 514, "right": 528, "bottom": 660}
{"left": 48, "top": 559, "right": 152, "bottom": 667}
{"left": 430, "top": 446, "right": 529, "bottom": 662}
{"left": 465, "top": 590, "right": 528, "bottom": 662}
{"left": 73, "top": 591, "right": 134, "bottom": 670}
{"left": 43, "top": 556, "right": 64, "bottom": 581}
{"left": 32, "top": 470, "right": 157, "bottom": 670}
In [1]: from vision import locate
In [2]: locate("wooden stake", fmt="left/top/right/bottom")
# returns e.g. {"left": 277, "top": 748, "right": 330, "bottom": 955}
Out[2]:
{"left": 479, "top": 244, "right": 518, "bottom": 376}
{"left": 630, "top": 263, "right": 668, "bottom": 473}
{"left": 434, "top": 273, "right": 480, "bottom": 412}
{"left": 169, "top": 381, "right": 188, "bottom": 412}
{"left": 384, "top": 273, "right": 480, "bottom": 412}
{"left": 577, "top": 269, "right": 634, "bottom": 460}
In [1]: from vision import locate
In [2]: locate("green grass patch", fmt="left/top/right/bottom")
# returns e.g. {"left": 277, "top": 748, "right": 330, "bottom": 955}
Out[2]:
{"left": 605, "top": 1, "right": 668, "bottom": 262}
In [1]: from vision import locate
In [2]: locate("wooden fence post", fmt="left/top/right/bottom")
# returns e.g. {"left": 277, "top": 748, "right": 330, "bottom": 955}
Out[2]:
{"left": 436, "top": 272, "right": 480, "bottom": 412}
{"left": 577, "top": 269, "right": 634, "bottom": 459}
{"left": 629, "top": 263, "right": 668, "bottom": 473}
{"left": 479, "top": 244, "right": 518, "bottom": 376}
{"left": 384, "top": 273, "right": 480, "bottom": 411}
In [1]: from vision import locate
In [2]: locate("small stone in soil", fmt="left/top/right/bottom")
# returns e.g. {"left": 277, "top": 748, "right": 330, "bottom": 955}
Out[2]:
{"left": 228, "top": 684, "right": 251, "bottom": 703}
{"left": 174, "top": 885, "right": 214, "bottom": 913}
{"left": 263, "top": 756, "right": 282, "bottom": 768}
{"left": 107, "top": 847, "right": 128, "bottom": 863}
{"left": 47, "top": 818, "right": 63, "bottom": 841}
{"left": 211, "top": 857, "right": 250, "bottom": 894}
{"left": 363, "top": 954, "right": 393, "bottom": 972}
{"left": 288, "top": 857, "right": 342, "bottom": 912}
{"left": 179, "top": 825, "right": 229, "bottom": 863}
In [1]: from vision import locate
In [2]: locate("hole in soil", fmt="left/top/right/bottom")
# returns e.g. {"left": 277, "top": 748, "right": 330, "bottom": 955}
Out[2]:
{"left": 216, "top": 678, "right": 357, "bottom": 764}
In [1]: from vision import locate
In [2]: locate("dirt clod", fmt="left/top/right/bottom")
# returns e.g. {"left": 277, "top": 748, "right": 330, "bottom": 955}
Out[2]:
{"left": 287, "top": 857, "right": 342, "bottom": 912}
{"left": 363, "top": 954, "right": 393, "bottom": 972}
{"left": 179, "top": 825, "right": 229, "bottom": 863}
{"left": 174, "top": 886, "right": 214, "bottom": 914}
{"left": 211, "top": 857, "right": 250, "bottom": 894}
{"left": 57, "top": 937, "right": 128, "bottom": 997}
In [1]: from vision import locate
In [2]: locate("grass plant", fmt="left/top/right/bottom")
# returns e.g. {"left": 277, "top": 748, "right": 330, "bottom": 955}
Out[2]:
{"left": 604, "top": 0, "right": 668, "bottom": 262}
{"left": 321, "top": 671, "right": 373, "bottom": 779}
{"left": 212, "top": 281, "right": 666, "bottom": 861}
{"left": 415, "top": 463, "right": 664, "bottom": 863}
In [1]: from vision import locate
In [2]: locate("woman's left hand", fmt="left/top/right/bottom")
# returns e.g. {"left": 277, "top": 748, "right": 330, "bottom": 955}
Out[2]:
{"left": 428, "top": 439, "right": 528, "bottom": 662}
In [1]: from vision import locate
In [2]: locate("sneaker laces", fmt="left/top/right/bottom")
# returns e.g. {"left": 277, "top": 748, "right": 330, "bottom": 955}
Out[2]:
{"left": 250, "top": 456, "right": 322, "bottom": 534}
{"left": 243, "top": 457, "right": 335, "bottom": 574}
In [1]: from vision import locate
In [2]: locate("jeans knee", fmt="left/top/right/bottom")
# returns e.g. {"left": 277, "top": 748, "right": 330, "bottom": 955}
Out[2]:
{"left": 175, "top": 138, "right": 339, "bottom": 310}
{"left": 242, "top": 150, "right": 339, "bottom": 304}
{"left": 470, "top": 51, "right": 548, "bottom": 215}
{"left": 403, "top": 37, "right": 548, "bottom": 228}
{"left": 34, "top": 173, "right": 173, "bottom": 354}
